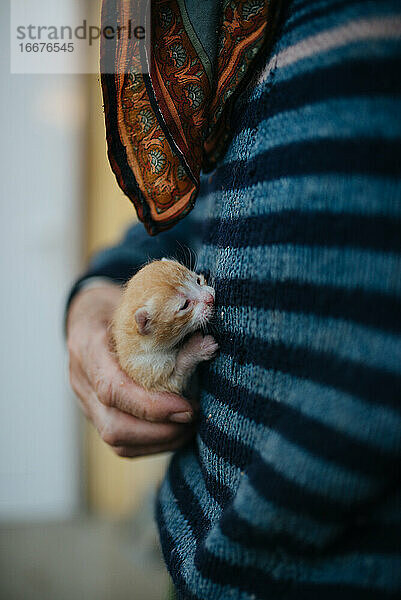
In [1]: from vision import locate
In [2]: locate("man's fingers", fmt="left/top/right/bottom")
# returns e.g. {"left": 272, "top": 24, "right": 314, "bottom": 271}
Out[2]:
{"left": 108, "top": 380, "right": 196, "bottom": 424}
{"left": 84, "top": 330, "right": 196, "bottom": 423}
{"left": 92, "top": 402, "right": 195, "bottom": 448}
{"left": 112, "top": 435, "right": 194, "bottom": 459}
{"left": 70, "top": 352, "right": 195, "bottom": 451}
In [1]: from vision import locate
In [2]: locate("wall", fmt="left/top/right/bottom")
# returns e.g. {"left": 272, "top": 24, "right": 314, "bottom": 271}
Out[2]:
{"left": 0, "top": 0, "right": 83, "bottom": 519}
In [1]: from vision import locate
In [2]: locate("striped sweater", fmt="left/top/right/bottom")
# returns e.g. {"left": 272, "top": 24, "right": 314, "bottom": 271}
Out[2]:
{"left": 71, "top": 1, "right": 401, "bottom": 597}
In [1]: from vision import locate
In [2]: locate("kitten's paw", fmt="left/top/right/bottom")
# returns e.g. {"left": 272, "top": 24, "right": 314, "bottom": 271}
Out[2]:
{"left": 183, "top": 333, "right": 219, "bottom": 361}
{"left": 199, "top": 335, "right": 219, "bottom": 361}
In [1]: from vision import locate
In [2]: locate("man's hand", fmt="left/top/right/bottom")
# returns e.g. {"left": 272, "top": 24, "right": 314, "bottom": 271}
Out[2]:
{"left": 66, "top": 282, "right": 196, "bottom": 458}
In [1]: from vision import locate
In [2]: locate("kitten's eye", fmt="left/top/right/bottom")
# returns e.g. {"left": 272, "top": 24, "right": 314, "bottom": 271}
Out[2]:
{"left": 180, "top": 299, "right": 190, "bottom": 311}
{"left": 196, "top": 277, "right": 202, "bottom": 285}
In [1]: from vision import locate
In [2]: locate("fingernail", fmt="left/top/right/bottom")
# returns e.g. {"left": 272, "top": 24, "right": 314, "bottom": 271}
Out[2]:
{"left": 170, "top": 411, "right": 193, "bottom": 423}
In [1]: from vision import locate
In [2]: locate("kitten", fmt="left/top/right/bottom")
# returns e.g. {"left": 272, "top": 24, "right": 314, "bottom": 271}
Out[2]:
{"left": 112, "top": 259, "right": 218, "bottom": 395}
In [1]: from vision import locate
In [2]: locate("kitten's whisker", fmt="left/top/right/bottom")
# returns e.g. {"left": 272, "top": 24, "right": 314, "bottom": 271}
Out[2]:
{"left": 189, "top": 247, "right": 195, "bottom": 271}
{"left": 192, "top": 248, "right": 198, "bottom": 271}
{"left": 176, "top": 241, "right": 190, "bottom": 269}
{"left": 188, "top": 245, "right": 197, "bottom": 272}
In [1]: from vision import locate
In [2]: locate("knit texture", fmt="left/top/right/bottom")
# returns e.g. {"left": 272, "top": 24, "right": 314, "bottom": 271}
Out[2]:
{"left": 70, "top": 1, "right": 401, "bottom": 597}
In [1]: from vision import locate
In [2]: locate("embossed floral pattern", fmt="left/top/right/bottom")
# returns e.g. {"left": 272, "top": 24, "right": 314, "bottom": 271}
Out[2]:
{"left": 139, "top": 108, "right": 156, "bottom": 133}
{"left": 185, "top": 83, "right": 204, "bottom": 110}
{"left": 128, "top": 70, "right": 144, "bottom": 92}
{"left": 242, "top": 0, "right": 264, "bottom": 20}
{"left": 169, "top": 43, "right": 187, "bottom": 68}
{"left": 149, "top": 149, "right": 167, "bottom": 174}
{"left": 159, "top": 6, "right": 173, "bottom": 29}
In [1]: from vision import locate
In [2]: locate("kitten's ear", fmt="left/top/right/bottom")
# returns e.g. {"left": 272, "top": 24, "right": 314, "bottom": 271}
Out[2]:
{"left": 134, "top": 307, "right": 151, "bottom": 335}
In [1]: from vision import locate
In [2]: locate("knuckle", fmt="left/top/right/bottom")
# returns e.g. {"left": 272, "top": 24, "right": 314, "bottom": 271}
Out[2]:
{"left": 66, "top": 333, "right": 81, "bottom": 360}
{"left": 70, "top": 378, "right": 79, "bottom": 397}
{"left": 99, "top": 419, "right": 120, "bottom": 447}
{"left": 94, "top": 376, "right": 114, "bottom": 407}
{"left": 101, "top": 429, "right": 119, "bottom": 447}
{"left": 68, "top": 371, "right": 81, "bottom": 398}
{"left": 139, "top": 403, "right": 150, "bottom": 421}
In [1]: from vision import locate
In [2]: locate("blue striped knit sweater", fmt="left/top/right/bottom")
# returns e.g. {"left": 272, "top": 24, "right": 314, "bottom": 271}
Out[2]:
{"left": 70, "top": 1, "right": 401, "bottom": 597}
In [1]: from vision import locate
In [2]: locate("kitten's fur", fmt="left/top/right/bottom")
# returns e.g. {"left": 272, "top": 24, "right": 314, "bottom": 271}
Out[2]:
{"left": 112, "top": 259, "right": 218, "bottom": 394}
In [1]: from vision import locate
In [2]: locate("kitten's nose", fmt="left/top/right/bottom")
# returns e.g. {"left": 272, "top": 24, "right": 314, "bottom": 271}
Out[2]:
{"left": 204, "top": 293, "right": 214, "bottom": 306}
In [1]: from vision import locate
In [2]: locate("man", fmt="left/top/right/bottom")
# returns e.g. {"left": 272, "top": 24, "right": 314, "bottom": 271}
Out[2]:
{"left": 67, "top": 0, "right": 401, "bottom": 597}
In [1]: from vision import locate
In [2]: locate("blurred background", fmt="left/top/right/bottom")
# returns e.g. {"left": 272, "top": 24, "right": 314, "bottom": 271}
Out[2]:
{"left": 1, "top": 1, "right": 169, "bottom": 598}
